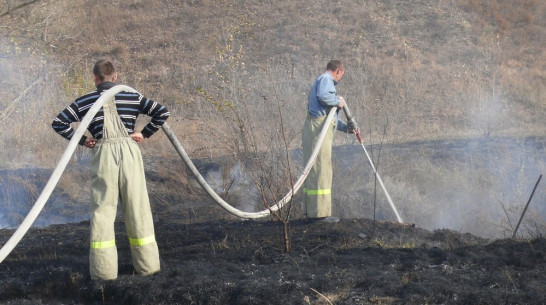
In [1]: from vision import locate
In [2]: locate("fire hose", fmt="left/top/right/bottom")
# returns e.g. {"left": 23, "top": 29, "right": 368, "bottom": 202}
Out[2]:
{"left": 0, "top": 85, "right": 402, "bottom": 264}
{"left": 0, "top": 85, "right": 138, "bottom": 264}
{"left": 161, "top": 108, "right": 338, "bottom": 219}
{"left": 0, "top": 85, "right": 336, "bottom": 263}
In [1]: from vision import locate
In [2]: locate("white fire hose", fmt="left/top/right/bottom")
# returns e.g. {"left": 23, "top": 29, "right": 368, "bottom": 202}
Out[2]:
{"left": 0, "top": 85, "right": 138, "bottom": 264}
{"left": 162, "top": 108, "right": 337, "bottom": 218}
{"left": 0, "top": 85, "right": 338, "bottom": 263}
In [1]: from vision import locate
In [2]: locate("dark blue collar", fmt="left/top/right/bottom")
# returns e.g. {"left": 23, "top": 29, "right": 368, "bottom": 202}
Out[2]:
{"left": 96, "top": 82, "right": 116, "bottom": 93}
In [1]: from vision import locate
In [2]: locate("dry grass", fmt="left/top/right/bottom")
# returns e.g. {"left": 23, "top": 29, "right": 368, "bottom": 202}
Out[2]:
{"left": 1, "top": 0, "right": 544, "bottom": 161}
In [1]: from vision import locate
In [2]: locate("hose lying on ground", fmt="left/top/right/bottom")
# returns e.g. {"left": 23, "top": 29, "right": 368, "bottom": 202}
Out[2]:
{"left": 0, "top": 85, "right": 336, "bottom": 263}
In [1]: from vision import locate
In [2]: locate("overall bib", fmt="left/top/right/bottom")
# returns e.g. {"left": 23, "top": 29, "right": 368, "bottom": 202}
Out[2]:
{"left": 89, "top": 94, "right": 160, "bottom": 280}
{"left": 302, "top": 115, "right": 336, "bottom": 218}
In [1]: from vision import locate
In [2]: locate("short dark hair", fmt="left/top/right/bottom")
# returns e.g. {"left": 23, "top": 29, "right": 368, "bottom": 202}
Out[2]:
{"left": 326, "top": 60, "right": 343, "bottom": 71}
{"left": 93, "top": 60, "right": 116, "bottom": 81}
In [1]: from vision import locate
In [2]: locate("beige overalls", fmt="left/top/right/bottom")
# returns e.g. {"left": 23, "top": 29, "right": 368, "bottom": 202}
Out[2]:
{"left": 302, "top": 115, "right": 336, "bottom": 218}
{"left": 89, "top": 93, "right": 160, "bottom": 280}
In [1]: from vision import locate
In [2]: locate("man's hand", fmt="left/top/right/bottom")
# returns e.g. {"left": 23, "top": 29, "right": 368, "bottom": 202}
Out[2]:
{"left": 349, "top": 126, "right": 360, "bottom": 135}
{"left": 84, "top": 138, "right": 97, "bottom": 149}
{"left": 338, "top": 96, "right": 345, "bottom": 108}
{"left": 131, "top": 132, "right": 144, "bottom": 144}
{"left": 347, "top": 118, "right": 359, "bottom": 135}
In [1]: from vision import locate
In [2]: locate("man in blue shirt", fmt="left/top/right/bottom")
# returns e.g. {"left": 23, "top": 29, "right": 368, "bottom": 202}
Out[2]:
{"left": 302, "top": 60, "right": 349, "bottom": 222}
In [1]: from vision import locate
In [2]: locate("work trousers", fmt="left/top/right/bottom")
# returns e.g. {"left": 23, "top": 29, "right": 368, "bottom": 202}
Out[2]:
{"left": 302, "top": 115, "right": 336, "bottom": 218}
{"left": 89, "top": 94, "right": 160, "bottom": 280}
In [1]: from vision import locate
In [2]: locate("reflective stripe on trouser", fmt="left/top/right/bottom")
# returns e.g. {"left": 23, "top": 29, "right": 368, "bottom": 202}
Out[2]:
{"left": 89, "top": 95, "right": 160, "bottom": 280}
{"left": 302, "top": 115, "right": 335, "bottom": 218}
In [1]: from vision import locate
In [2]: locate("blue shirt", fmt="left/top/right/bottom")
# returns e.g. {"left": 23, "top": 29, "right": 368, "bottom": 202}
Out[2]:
{"left": 308, "top": 71, "right": 347, "bottom": 132}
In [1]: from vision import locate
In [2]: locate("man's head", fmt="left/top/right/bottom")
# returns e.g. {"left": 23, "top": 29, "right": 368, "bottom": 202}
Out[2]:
{"left": 326, "top": 60, "right": 345, "bottom": 82}
{"left": 93, "top": 59, "right": 118, "bottom": 85}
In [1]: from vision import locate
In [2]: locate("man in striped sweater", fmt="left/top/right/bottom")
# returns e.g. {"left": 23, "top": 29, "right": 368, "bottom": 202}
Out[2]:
{"left": 52, "top": 59, "right": 169, "bottom": 280}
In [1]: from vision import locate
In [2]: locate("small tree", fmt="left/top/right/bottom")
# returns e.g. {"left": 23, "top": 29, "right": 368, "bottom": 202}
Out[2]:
{"left": 230, "top": 91, "right": 297, "bottom": 252}
{"left": 200, "top": 25, "right": 307, "bottom": 252}
{"left": 201, "top": 65, "right": 300, "bottom": 252}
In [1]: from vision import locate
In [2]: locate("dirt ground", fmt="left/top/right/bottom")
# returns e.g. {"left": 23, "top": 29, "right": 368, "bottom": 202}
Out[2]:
{"left": 0, "top": 199, "right": 545, "bottom": 305}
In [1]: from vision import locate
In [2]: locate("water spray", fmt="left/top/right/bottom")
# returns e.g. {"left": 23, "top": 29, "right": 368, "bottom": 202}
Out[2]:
{"left": 342, "top": 103, "right": 404, "bottom": 223}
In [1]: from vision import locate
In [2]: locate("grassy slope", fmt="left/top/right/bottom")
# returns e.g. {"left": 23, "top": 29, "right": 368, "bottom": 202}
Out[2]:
{"left": 0, "top": 0, "right": 544, "bottom": 166}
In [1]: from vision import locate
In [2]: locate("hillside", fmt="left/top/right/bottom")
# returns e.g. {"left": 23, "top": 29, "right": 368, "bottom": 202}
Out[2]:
{"left": 0, "top": 0, "right": 545, "bottom": 167}
{"left": 1, "top": 0, "right": 545, "bottom": 234}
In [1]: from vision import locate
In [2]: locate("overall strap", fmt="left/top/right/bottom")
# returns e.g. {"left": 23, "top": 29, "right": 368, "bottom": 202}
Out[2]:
{"left": 101, "top": 93, "right": 130, "bottom": 140}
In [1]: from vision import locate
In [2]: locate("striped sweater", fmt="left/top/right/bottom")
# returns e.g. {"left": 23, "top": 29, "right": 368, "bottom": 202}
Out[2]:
{"left": 52, "top": 82, "right": 170, "bottom": 145}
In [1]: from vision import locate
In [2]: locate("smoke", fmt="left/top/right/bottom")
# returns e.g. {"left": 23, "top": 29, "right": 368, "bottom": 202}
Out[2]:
{"left": 378, "top": 86, "right": 546, "bottom": 239}
{"left": 469, "top": 88, "right": 509, "bottom": 137}
{"left": 0, "top": 39, "right": 82, "bottom": 228}
{"left": 430, "top": 137, "right": 545, "bottom": 238}
{"left": 331, "top": 133, "right": 546, "bottom": 239}
{"left": 0, "top": 169, "right": 89, "bottom": 229}
{"left": 433, "top": 86, "right": 546, "bottom": 238}
{"left": 0, "top": 37, "right": 67, "bottom": 168}
{"left": 225, "top": 163, "right": 262, "bottom": 212}
{"left": 198, "top": 161, "right": 261, "bottom": 212}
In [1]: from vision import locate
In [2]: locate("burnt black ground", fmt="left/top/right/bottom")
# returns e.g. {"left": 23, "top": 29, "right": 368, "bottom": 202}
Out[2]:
{"left": 1, "top": 138, "right": 546, "bottom": 304}
{"left": 0, "top": 207, "right": 545, "bottom": 305}
{"left": 1, "top": 137, "right": 546, "bottom": 304}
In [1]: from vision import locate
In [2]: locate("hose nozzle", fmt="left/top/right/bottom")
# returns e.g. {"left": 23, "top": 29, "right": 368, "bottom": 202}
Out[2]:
{"left": 354, "top": 127, "right": 363, "bottom": 144}
{"left": 342, "top": 102, "right": 362, "bottom": 144}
